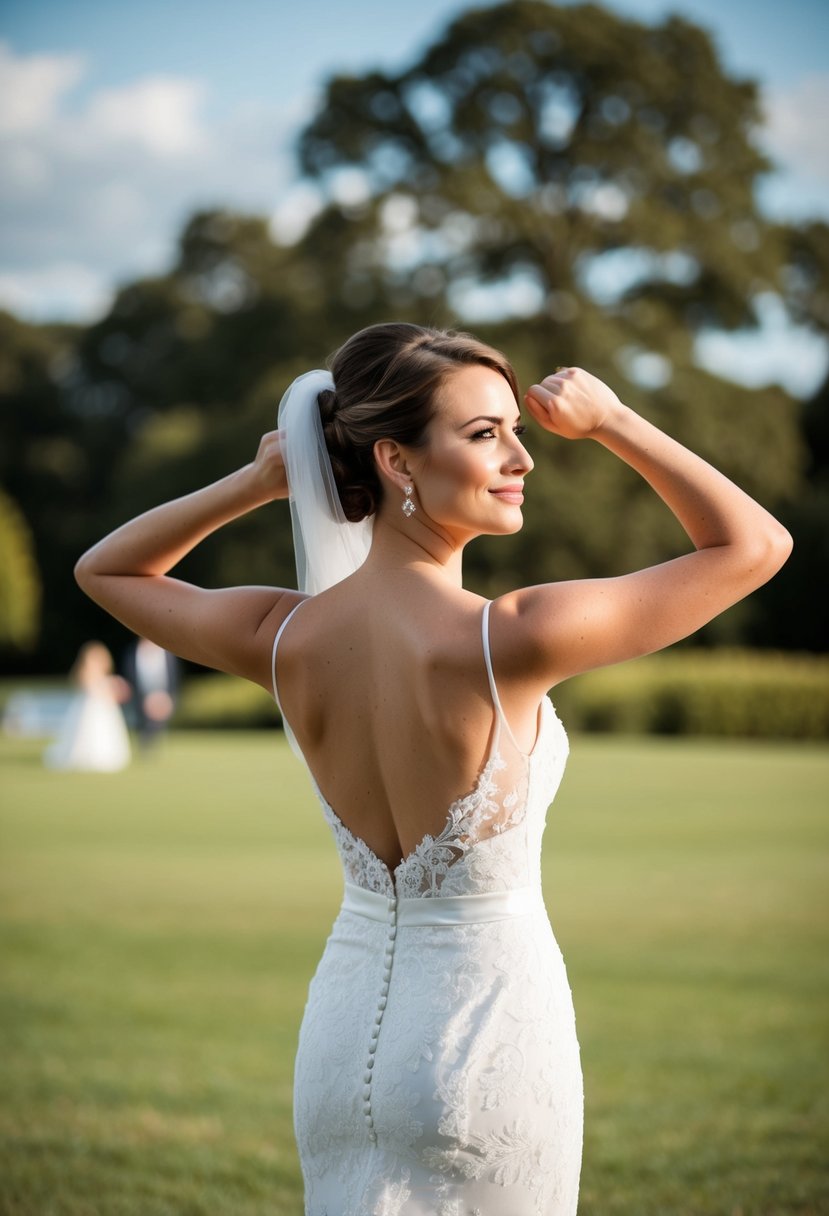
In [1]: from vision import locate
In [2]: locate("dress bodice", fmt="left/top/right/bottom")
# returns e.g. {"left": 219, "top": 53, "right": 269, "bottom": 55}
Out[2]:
{"left": 272, "top": 600, "right": 569, "bottom": 900}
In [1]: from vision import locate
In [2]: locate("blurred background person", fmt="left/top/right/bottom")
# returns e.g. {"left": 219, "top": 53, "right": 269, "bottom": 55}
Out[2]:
{"left": 43, "top": 641, "right": 131, "bottom": 772}
{"left": 122, "top": 636, "right": 179, "bottom": 752}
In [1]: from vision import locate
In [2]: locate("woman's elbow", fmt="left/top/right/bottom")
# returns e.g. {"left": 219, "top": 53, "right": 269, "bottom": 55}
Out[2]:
{"left": 74, "top": 550, "right": 99, "bottom": 595}
{"left": 749, "top": 522, "right": 793, "bottom": 585}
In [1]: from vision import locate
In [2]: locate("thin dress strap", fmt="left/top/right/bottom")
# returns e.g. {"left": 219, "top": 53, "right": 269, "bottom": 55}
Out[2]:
{"left": 482, "top": 599, "right": 528, "bottom": 756}
{"left": 271, "top": 599, "right": 307, "bottom": 709}
{"left": 481, "top": 600, "right": 504, "bottom": 754}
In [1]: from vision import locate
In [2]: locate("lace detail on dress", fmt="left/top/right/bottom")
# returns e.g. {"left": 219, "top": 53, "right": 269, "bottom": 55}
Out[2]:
{"left": 311, "top": 745, "right": 530, "bottom": 900}
{"left": 396, "top": 751, "right": 527, "bottom": 898}
{"left": 317, "top": 793, "right": 396, "bottom": 898}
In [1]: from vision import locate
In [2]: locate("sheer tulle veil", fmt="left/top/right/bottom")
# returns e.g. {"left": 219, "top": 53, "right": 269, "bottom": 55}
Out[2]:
{"left": 277, "top": 369, "right": 373, "bottom": 595}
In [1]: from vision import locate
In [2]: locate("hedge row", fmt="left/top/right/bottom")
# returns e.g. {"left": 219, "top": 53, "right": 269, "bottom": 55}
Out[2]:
{"left": 176, "top": 672, "right": 279, "bottom": 730}
{"left": 551, "top": 650, "right": 829, "bottom": 740}
{"left": 173, "top": 650, "right": 829, "bottom": 740}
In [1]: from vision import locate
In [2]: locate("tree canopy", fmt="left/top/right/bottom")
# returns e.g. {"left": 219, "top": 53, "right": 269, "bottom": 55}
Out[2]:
{"left": 300, "top": 1, "right": 780, "bottom": 348}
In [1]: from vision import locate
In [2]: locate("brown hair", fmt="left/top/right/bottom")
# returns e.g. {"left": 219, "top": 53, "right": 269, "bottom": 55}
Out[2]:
{"left": 318, "top": 322, "right": 519, "bottom": 522}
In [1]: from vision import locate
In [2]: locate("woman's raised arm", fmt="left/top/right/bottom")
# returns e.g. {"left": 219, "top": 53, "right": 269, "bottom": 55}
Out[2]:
{"left": 496, "top": 368, "right": 793, "bottom": 687}
{"left": 74, "top": 430, "right": 301, "bottom": 690}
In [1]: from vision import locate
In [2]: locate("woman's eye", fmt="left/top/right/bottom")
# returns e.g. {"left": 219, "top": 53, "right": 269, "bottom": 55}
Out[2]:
{"left": 470, "top": 423, "right": 526, "bottom": 441}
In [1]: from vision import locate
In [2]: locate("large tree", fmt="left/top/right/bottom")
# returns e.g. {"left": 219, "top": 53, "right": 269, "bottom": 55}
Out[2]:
{"left": 301, "top": 2, "right": 779, "bottom": 339}
{"left": 295, "top": 0, "right": 804, "bottom": 631}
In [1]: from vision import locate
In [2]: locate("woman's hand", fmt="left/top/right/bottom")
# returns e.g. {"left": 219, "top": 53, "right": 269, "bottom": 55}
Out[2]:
{"left": 524, "top": 367, "right": 624, "bottom": 440}
{"left": 249, "top": 429, "right": 290, "bottom": 502}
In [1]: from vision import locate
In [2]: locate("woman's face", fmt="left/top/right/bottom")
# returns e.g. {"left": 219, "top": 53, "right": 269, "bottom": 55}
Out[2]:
{"left": 409, "top": 364, "right": 534, "bottom": 540}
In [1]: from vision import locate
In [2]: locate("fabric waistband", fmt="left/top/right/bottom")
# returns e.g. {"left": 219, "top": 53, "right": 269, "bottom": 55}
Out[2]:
{"left": 341, "top": 881, "right": 545, "bottom": 926}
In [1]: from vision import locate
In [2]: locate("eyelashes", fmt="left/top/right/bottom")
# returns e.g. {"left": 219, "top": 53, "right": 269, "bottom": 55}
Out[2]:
{"left": 471, "top": 424, "right": 527, "bottom": 441}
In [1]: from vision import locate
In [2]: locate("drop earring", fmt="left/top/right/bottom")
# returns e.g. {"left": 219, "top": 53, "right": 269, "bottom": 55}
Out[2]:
{"left": 401, "top": 483, "right": 416, "bottom": 517}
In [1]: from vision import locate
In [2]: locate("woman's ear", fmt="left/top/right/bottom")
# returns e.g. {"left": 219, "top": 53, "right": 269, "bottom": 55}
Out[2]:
{"left": 373, "top": 438, "right": 411, "bottom": 490}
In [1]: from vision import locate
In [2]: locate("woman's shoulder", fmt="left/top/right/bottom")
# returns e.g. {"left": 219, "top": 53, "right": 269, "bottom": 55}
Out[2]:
{"left": 281, "top": 580, "right": 488, "bottom": 662}
{"left": 484, "top": 585, "right": 576, "bottom": 690}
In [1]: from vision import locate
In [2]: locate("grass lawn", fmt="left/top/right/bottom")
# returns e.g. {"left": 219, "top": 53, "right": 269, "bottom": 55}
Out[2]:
{"left": 0, "top": 729, "right": 827, "bottom": 1215}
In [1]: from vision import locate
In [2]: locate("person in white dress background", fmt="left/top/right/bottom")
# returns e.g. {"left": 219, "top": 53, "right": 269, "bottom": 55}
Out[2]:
{"left": 44, "top": 640, "right": 131, "bottom": 773}
{"left": 73, "top": 323, "right": 791, "bottom": 1213}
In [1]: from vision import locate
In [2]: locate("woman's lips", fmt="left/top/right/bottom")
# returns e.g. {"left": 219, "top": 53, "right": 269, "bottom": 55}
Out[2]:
{"left": 489, "top": 486, "right": 524, "bottom": 504}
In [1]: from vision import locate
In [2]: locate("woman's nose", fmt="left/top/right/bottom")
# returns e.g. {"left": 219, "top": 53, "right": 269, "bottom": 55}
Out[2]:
{"left": 508, "top": 437, "right": 534, "bottom": 476}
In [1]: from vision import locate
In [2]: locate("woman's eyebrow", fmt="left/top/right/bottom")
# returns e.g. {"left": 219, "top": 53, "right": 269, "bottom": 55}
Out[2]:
{"left": 459, "top": 413, "right": 522, "bottom": 429}
{"left": 461, "top": 414, "right": 500, "bottom": 427}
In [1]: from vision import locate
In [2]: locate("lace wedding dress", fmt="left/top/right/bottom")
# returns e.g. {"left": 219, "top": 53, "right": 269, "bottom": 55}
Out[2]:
{"left": 272, "top": 600, "right": 583, "bottom": 1215}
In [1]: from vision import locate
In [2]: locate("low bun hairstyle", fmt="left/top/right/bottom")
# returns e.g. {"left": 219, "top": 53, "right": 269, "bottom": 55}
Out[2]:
{"left": 317, "top": 322, "right": 519, "bottom": 522}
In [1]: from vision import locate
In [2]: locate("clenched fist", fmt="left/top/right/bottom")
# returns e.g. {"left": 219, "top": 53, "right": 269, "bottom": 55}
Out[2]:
{"left": 524, "top": 367, "right": 623, "bottom": 440}
{"left": 249, "top": 429, "right": 290, "bottom": 502}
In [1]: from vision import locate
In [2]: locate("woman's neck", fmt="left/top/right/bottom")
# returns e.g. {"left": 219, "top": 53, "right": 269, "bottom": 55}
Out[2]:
{"left": 360, "top": 512, "right": 466, "bottom": 588}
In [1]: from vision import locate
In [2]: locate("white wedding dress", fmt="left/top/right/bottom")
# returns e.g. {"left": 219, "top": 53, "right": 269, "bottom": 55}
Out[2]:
{"left": 44, "top": 677, "right": 131, "bottom": 772}
{"left": 272, "top": 600, "right": 583, "bottom": 1216}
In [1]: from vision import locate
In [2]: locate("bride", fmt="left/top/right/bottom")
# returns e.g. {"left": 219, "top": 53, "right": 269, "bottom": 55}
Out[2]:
{"left": 44, "top": 640, "right": 131, "bottom": 773}
{"left": 75, "top": 323, "right": 790, "bottom": 1213}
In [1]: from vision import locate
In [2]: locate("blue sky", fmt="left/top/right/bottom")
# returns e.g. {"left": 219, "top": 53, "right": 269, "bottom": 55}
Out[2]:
{"left": 1, "top": 0, "right": 827, "bottom": 392}
{"left": 5, "top": 0, "right": 827, "bottom": 97}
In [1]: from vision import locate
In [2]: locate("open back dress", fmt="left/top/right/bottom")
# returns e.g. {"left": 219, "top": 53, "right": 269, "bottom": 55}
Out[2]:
{"left": 272, "top": 598, "right": 583, "bottom": 1216}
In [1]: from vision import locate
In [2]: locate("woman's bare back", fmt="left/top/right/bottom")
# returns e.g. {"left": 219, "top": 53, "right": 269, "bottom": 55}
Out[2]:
{"left": 271, "top": 578, "right": 543, "bottom": 872}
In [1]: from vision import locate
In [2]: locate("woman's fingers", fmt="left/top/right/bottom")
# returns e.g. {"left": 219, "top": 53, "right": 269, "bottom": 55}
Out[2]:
{"left": 524, "top": 368, "right": 619, "bottom": 439}
{"left": 526, "top": 383, "right": 551, "bottom": 404}
{"left": 524, "top": 385, "right": 555, "bottom": 423}
{"left": 251, "top": 429, "right": 289, "bottom": 499}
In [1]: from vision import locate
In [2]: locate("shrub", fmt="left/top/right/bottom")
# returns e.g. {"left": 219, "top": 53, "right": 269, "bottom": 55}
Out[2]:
{"left": 175, "top": 672, "right": 280, "bottom": 730}
{"left": 553, "top": 650, "right": 829, "bottom": 739}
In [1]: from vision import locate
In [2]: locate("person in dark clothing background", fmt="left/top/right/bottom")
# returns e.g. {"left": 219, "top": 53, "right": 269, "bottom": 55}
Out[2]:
{"left": 122, "top": 636, "right": 179, "bottom": 750}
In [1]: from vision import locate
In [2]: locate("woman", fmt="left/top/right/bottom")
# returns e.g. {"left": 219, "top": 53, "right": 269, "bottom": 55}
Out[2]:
{"left": 44, "top": 640, "right": 131, "bottom": 772}
{"left": 75, "top": 323, "right": 791, "bottom": 1214}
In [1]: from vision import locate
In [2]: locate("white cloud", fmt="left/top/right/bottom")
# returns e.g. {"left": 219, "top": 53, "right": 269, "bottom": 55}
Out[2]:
{"left": 0, "top": 262, "right": 111, "bottom": 322}
{"left": 695, "top": 293, "right": 829, "bottom": 400}
{"left": 85, "top": 77, "right": 210, "bottom": 157}
{"left": 448, "top": 271, "right": 546, "bottom": 322}
{"left": 87, "top": 182, "right": 149, "bottom": 235}
{"left": 758, "top": 73, "right": 829, "bottom": 221}
{"left": 762, "top": 74, "right": 829, "bottom": 182}
{"left": 269, "top": 181, "right": 324, "bottom": 245}
{"left": 0, "top": 42, "right": 302, "bottom": 322}
{"left": 0, "top": 41, "right": 84, "bottom": 135}
{"left": 2, "top": 144, "right": 51, "bottom": 194}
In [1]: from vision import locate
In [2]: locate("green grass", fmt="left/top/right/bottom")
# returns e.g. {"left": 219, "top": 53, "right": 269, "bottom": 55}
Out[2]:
{"left": 1, "top": 730, "right": 827, "bottom": 1215}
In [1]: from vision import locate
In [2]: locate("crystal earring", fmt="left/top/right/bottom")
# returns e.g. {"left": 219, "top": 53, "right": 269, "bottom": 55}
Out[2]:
{"left": 401, "top": 483, "right": 416, "bottom": 517}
